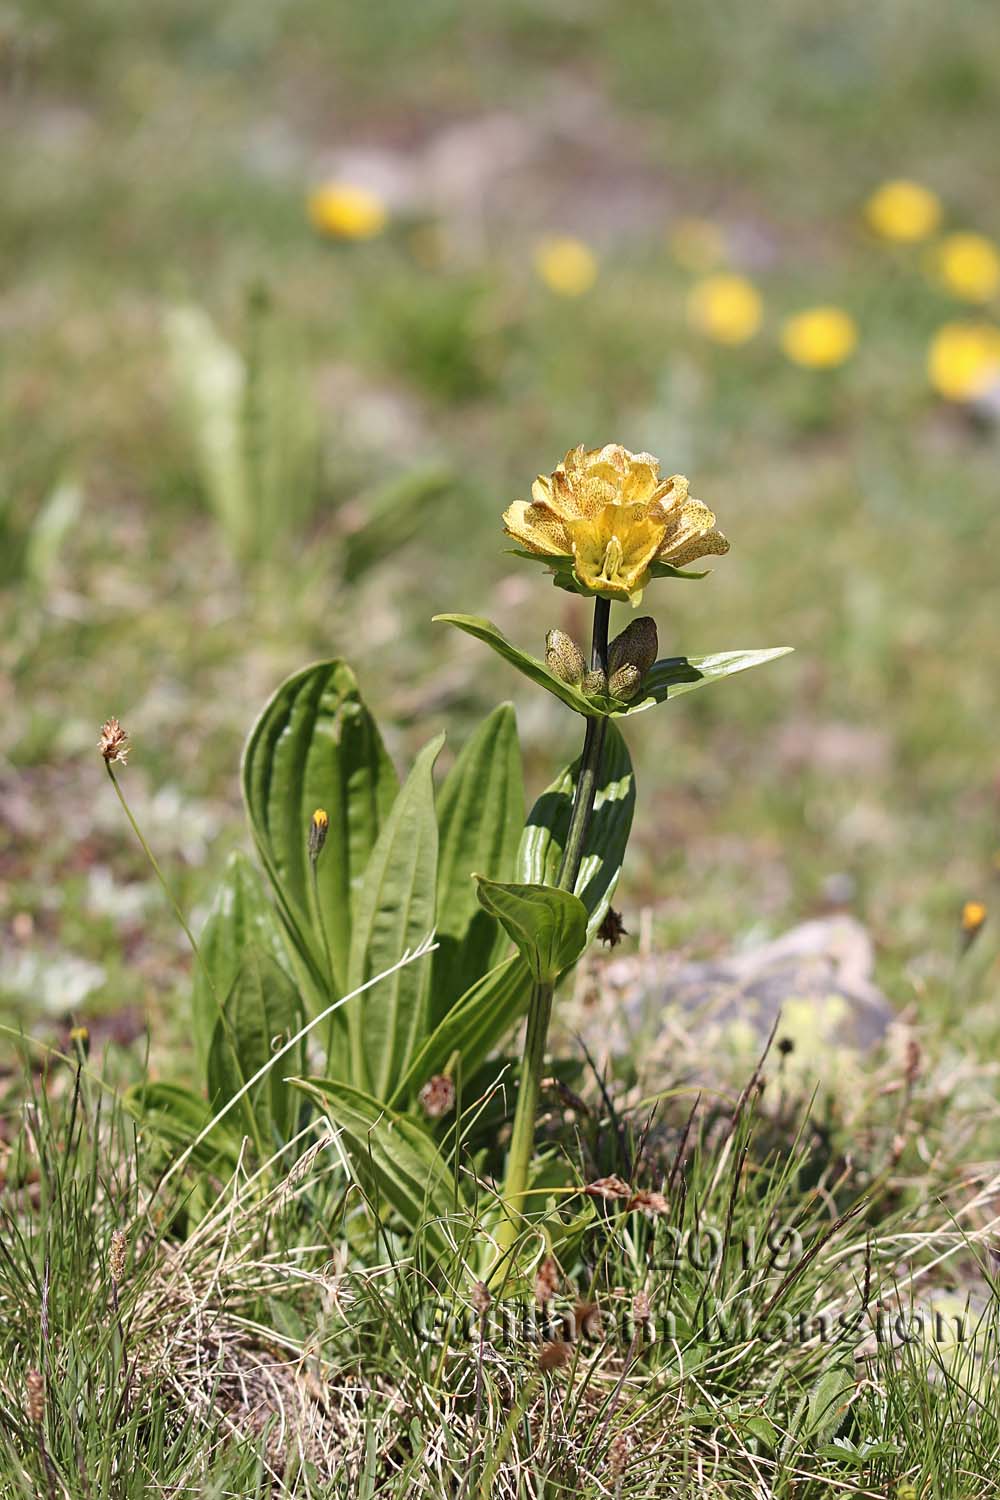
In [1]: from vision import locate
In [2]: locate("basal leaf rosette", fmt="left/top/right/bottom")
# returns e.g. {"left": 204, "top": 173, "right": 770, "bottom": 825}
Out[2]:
{"left": 503, "top": 442, "right": 729, "bottom": 606}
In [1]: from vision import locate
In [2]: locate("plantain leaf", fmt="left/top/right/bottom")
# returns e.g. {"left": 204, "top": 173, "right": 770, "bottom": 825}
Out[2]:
{"left": 123, "top": 1082, "right": 241, "bottom": 1173}
{"left": 618, "top": 648, "right": 793, "bottom": 716}
{"left": 295, "top": 1078, "right": 459, "bottom": 1257}
{"left": 474, "top": 877, "right": 587, "bottom": 984}
{"left": 207, "top": 946, "right": 305, "bottom": 1144}
{"left": 431, "top": 703, "right": 524, "bottom": 1024}
{"left": 192, "top": 851, "right": 290, "bottom": 1071}
{"left": 242, "top": 660, "right": 398, "bottom": 1002}
{"left": 517, "top": 719, "right": 635, "bottom": 939}
{"left": 347, "top": 734, "right": 443, "bottom": 1098}
{"left": 389, "top": 955, "right": 531, "bottom": 1108}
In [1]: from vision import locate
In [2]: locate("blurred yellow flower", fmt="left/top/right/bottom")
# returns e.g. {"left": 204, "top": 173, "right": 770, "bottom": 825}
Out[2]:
{"left": 669, "top": 217, "right": 726, "bottom": 272}
{"left": 308, "top": 182, "right": 387, "bottom": 240}
{"left": 534, "top": 237, "right": 598, "bottom": 297}
{"left": 933, "top": 232, "right": 1000, "bottom": 303}
{"left": 503, "top": 443, "right": 728, "bottom": 606}
{"left": 927, "top": 321, "right": 1000, "bottom": 400}
{"left": 866, "top": 179, "right": 941, "bottom": 243}
{"left": 687, "top": 274, "right": 763, "bottom": 346}
{"left": 961, "top": 900, "right": 987, "bottom": 935}
{"left": 781, "top": 307, "right": 858, "bottom": 369}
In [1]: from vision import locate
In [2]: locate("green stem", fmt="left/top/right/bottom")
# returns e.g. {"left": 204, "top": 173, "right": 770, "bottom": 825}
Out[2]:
{"left": 496, "top": 598, "right": 611, "bottom": 1258}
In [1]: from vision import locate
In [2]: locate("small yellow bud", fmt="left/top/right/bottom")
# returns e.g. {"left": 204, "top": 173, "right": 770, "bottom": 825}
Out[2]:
{"left": 607, "top": 664, "right": 642, "bottom": 701}
{"left": 608, "top": 616, "right": 658, "bottom": 678}
{"left": 582, "top": 668, "right": 608, "bottom": 697}
{"left": 69, "top": 1025, "right": 90, "bottom": 1058}
{"left": 308, "top": 809, "right": 329, "bottom": 861}
{"left": 961, "top": 900, "right": 987, "bottom": 942}
{"left": 545, "top": 630, "right": 586, "bottom": 686}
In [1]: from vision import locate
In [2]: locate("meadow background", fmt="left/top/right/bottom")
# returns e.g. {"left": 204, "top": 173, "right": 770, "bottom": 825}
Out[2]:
{"left": 4, "top": 0, "right": 1000, "bottom": 1086}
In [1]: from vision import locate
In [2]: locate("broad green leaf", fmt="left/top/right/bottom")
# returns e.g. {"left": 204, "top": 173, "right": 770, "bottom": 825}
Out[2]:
{"left": 431, "top": 703, "right": 524, "bottom": 1024}
{"left": 434, "top": 613, "right": 596, "bottom": 717}
{"left": 474, "top": 877, "right": 587, "bottom": 984}
{"left": 123, "top": 1082, "right": 240, "bottom": 1173}
{"left": 242, "top": 659, "right": 398, "bottom": 1001}
{"left": 618, "top": 648, "right": 793, "bottom": 717}
{"left": 192, "top": 851, "right": 290, "bottom": 1071}
{"left": 347, "top": 734, "right": 443, "bottom": 1098}
{"left": 295, "top": 1078, "right": 458, "bottom": 1257}
{"left": 389, "top": 955, "right": 531, "bottom": 1108}
{"left": 207, "top": 947, "right": 305, "bottom": 1144}
{"left": 517, "top": 719, "right": 635, "bottom": 939}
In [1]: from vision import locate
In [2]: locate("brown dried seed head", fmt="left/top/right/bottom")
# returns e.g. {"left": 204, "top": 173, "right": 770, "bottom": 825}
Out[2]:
{"left": 25, "top": 1370, "right": 44, "bottom": 1423}
{"left": 626, "top": 1188, "right": 669, "bottom": 1218}
{"left": 419, "top": 1074, "right": 455, "bottom": 1119}
{"left": 545, "top": 629, "right": 587, "bottom": 686}
{"left": 584, "top": 1174, "right": 631, "bottom": 1202}
{"left": 470, "top": 1280, "right": 491, "bottom": 1316}
{"left": 607, "top": 1431, "right": 630, "bottom": 1480}
{"left": 534, "top": 1255, "right": 560, "bottom": 1305}
{"left": 608, "top": 616, "right": 658, "bottom": 677}
{"left": 632, "top": 1289, "right": 652, "bottom": 1323}
{"left": 110, "top": 1228, "right": 128, "bottom": 1285}
{"left": 538, "top": 1340, "right": 572, "bottom": 1373}
{"left": 570, "top": 1299, "right": 602, "bottom": 1339}
{"left": 98, "top": 717, "right": 129, "bottom": 766}
{"left": 598, "top": 907, "right": 628, "bottom": 948}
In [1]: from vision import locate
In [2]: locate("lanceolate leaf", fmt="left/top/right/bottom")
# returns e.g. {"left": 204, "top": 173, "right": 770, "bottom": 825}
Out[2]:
{"left": 207, "top": 946, "right": 305, "bottom": 1144}
{"left": 192, "top": 851, "right": 290, "bottom": 1070}
{"left": 389, "top": 955, "right": 531, "bottom": 1108}
{"left": 347, "top": 735, "right": 443, "bottom": 1099}
{"left": 435, "top": 616, "right": 791, "bottom": 721}
{"left": 474, "top": 877, "right": 588, "bottom": 985}
{"left": 619, "top": 648, "right": 793, "bottom": 716}
{"left": 123, "top": 1082, "right": 241, "bottom": 1173}
{"left": 432, "top": 704, "right": 524, "bottom": 1024}
{"left": 242, "top": 660, "right": 398, "bottom": 1000}
{"left": 517, "top": 719, "right": 635, "bottom": 939}
{"left": 295, "top": 1078, "right": 459, "bottom": 1258}
{"left": 434, "top": 613, "right": 596, "bottom": 716}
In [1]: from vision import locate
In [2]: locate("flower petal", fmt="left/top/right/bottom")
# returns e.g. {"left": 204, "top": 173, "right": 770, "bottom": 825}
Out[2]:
{"left": 503, "top": 500, "right": 572, "bottom": 556}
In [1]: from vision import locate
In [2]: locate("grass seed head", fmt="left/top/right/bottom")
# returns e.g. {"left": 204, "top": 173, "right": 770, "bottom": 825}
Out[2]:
{"left": 418, "top": 1074, "right": 455, "bottom": 1118}
{"left": 25, "top": 1370, "right": 44, "bottom": 1423}
{"left": 534, "top": 1256, "right": 560, "bottom": 1306}
{"left": 110, "top": 1228, "right": 128, "bottom": 1285}
{"left": 99, "top": 717, "right": 129, "bottom": 765}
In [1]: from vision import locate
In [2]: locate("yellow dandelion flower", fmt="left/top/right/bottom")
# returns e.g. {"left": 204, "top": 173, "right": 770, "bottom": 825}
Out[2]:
{"left": 933, "top": 232, "right": 1000, "bottom": 304}
{"left": 781, "top": 307, "right": 858, "bottom": 369}
{"left": 669, "top": 217, "right": 726, "bottom": 272}
{"left": 534, "top": 237, "right": 598, "bottom": 297}
{"left": 927, "top": 321, "right": 1000, "bottom": 401}
{"left": 503, "top": 443, "right": 728, "bottom": 607}
{"left": 687, "top": 274, "right": 763, "bottom": 346}
{"left": 866, "top": 179, "right": 941, "bottom": 243}
{"left": 307, "top": 182, "right": 387, "bottom": 241}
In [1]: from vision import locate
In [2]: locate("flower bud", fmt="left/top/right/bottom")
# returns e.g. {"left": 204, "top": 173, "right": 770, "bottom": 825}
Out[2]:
{"left": 308, "top": 808, "right": 329, "bottom": 862}
{"left": 582, "top": 668, "right": 607, "bottom": 696}
{"left": 607, "top": 664, "right": 642, "bottom": 702}
{"left": 608, "top": 616, "right": 658, "bottom": 678}
{"left": 545, "top": 630, "right": 586, "bottom": 686}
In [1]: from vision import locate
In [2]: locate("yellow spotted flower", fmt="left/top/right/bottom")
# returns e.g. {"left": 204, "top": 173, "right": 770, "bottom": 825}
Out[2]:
{"left": 534, "top": 237, "right": 598, "bottom": 297}
{"left": 781, "top": 307, "right": 858, "bottom": 369}
{"left": 503, "top": 443, "right": 728, "bottom": 606}
{"left": 669, "top": 217, "right": 726, "bottom": 272}
{"left": 687, "top": 274, "right": 763, "bottom": 345}
{"left": 308, "top": 182, "right": 387, "bottom": 240}
{"left": 866, "top": 179, "right": 941, "bottom": 243}
{"left": 933, "top": 232, "right": 1000, "bottom": 303}
{"left": 928, "top": 321, "right": 1000, "bottom": 400}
